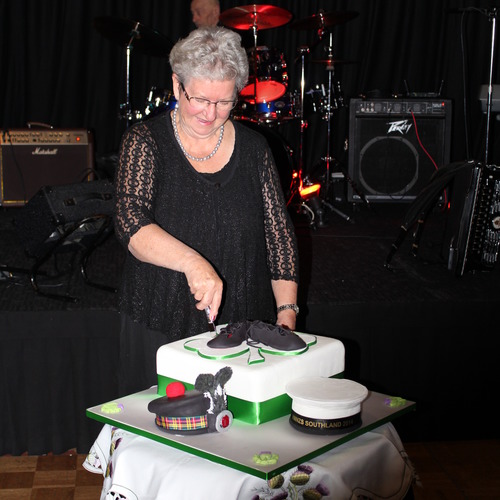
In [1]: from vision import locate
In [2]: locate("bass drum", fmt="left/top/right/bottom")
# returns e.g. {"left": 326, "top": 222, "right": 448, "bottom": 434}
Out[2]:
{"left": 238, "top": 120, "right": 295, "bottom": 199}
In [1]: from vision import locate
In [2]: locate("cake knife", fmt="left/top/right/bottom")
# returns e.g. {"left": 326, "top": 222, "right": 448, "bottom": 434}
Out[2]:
{"left": 205, "top": 306, "right": 217, "bottom": 333}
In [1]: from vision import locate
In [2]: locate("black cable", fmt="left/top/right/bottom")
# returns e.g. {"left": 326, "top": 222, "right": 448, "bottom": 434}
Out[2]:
{"left": 384, "top": 161, "right": 478, "bottom": 267}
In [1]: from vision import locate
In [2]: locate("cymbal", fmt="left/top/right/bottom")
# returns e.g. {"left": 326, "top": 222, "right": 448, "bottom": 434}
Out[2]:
{"left": 219, "top": 4, "right": 292, "bottom": 30}
{"left": 291, "top": 11, "right": 359, "bottom": 30}
{"left": 94, "top": 16, "right": 173, "bottom": 57}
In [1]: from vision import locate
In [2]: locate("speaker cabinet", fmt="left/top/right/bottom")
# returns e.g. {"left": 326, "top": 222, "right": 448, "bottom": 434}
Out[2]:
{"left": 0, "top": 129, "right": 94, "bottom": 206}
{"left": 348, "top": 99, "right": 452, "bottom": 202}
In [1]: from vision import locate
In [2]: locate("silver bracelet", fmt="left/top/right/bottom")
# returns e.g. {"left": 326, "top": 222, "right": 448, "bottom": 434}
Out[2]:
{"left": 276, "top": 304, "right": 299, "bottom": 316}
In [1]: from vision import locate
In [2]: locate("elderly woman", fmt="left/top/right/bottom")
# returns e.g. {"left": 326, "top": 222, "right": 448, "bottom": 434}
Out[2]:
{"left": 114, "top": 27, "right": 299, "bottom": 394}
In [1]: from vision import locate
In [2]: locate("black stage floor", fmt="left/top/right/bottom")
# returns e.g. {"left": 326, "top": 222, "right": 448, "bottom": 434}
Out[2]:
{"left": 2, "top": 198, "right": 497, "bottom": 311}
{"left": 1, "top": 197, "right": 499, "bottom": 454}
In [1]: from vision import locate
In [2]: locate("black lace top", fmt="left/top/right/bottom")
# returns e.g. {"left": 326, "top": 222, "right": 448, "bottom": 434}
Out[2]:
{"left": 114, "top": 112, "right": 298, "bottom": 341}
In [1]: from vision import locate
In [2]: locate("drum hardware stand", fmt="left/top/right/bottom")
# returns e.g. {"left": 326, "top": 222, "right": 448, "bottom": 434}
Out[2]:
{"left": 285, "top": 46, "right": 327, "bottom": 228}
{"left": 285, "top": 9, "right": 363, "bottom": 224}
{"left": 314, "top": 33, "right": 354, "bottom": 223}
{"left": 298, "top": 46, "right": 309, "bottom": 177}
{"left": 285, "top": 48, "right": 308, "bottom": 203}
{"left": 117, "top": 23, "right": 140, "bottom": 124}
{"left": 250, "top": 21, "right": 260, "bottom": 102}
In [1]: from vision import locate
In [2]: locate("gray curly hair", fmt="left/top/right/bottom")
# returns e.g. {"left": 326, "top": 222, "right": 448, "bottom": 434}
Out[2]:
{"left": 169, "top": 26, "right": 249, "bottom": 93}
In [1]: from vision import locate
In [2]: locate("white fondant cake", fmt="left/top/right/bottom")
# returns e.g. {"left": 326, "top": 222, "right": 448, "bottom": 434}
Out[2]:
{"left": 156, "top": 329, "right": 345, "bottom": 425}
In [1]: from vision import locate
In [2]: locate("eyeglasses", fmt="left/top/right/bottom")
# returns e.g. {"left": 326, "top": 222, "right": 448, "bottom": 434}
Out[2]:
{"left": 180, "top": 83, "right": 237, "bottom": 111}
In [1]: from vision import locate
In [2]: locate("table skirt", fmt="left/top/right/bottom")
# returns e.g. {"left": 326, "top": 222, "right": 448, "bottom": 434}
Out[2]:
{"left": 83, "top": 422, "right": 415, "bottom": 500}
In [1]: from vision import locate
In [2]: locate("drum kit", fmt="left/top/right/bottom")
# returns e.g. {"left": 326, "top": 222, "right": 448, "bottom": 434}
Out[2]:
{"left": 94, "top": 6, "right": 360, "bottom": 225}
{"left": 219, "top": 5, "right": 360, "bottom": 224}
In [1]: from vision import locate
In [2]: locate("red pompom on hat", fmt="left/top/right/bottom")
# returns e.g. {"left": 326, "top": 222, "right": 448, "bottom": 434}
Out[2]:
{"left": 166, "top": 381, "right": 185, "bottom": 398}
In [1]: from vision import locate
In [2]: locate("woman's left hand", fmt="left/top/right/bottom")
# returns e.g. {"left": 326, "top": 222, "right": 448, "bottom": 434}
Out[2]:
{"left": 276, "top": 309, "right": 297, "bottom": 331}
{"left": 272, "top": 279, "right": 298, "bottom": 331}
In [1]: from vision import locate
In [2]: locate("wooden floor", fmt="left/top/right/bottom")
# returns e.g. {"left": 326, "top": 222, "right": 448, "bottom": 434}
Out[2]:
{"left": 405, "top": 440, "right": 500, "bottom": 499}
{"left": 0, "top": 452, "right": 102, "bottom": 499}
{"left": 1, "top": 440, "right": 499, "bottom": 499}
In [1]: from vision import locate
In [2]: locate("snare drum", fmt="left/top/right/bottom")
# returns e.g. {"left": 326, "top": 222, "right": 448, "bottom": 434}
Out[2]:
{"left": 145, "top": 87, "right": 177, "bottom": 118}
{"left": 240, "top": 46, "right": 288, "bottom": 104}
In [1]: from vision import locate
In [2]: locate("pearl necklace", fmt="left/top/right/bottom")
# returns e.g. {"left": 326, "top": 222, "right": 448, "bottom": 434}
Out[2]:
{"left": 172, "top": 107, "right": 224, "bottom": 162}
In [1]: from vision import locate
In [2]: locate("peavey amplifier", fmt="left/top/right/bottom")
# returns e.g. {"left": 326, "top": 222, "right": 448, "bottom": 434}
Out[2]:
{"left": 0, "top": 128, "right": 94, "bottom": 206}
{"left": 444, "top": 163, "right": 500, "bottom": 276}
{"left": 348, "top": 99, "right": 452, "bottom": 202}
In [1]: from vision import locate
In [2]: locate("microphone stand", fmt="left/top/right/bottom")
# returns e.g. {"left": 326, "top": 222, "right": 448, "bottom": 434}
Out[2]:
{"left": 456, "top": 7, "right": 498, "bottom": 165}
{"left": 484, "top": 8, "right": 498, "bottom": 165}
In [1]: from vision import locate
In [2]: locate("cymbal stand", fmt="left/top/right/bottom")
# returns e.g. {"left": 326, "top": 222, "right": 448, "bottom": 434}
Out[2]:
{"left": 251, "top": 21, "right": 259, "bottom": 101}
{"left": 298, "top": 45, "right": 309, "bottom": 176}
{"left": 119, "top": 22, "right": 140, "bottom": 125}
{"left": 285, "top": 44, "right": 309, "bottom": 205}
{"left": 317, "top": 32, "right": 352, "bottom": 222}
{"left": 242, "top": 19, "right": 262, "bottom": 104}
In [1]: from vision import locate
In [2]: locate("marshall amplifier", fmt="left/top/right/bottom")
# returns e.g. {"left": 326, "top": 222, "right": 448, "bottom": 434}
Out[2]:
{"left": 0, "top": 128, "right": 94, "bottom": 206}
{"left": 348, "top": 98, "right": 452, "bottom": 202}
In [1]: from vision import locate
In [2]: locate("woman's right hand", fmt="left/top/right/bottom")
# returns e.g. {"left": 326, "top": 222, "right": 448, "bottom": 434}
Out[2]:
{"left": 182, "top": 253, "right": 223, "bottom": 320}
{"left": 128, "top": 224, "right": 223, "bottom": 320}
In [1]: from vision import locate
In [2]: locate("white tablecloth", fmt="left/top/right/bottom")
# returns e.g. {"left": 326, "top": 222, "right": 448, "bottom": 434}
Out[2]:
{"left": 83, "top": 422, "right": 415, "bottom": 500}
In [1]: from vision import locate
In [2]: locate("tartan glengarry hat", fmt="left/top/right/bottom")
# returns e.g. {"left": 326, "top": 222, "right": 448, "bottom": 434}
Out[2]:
{"left": 148, "top": 367, "right": 233, "bottom": 435}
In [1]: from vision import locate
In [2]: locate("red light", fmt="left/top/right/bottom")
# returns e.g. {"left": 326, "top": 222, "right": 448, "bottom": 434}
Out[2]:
{"left": 299, "top": 183, "right": 321, "bottom": 200}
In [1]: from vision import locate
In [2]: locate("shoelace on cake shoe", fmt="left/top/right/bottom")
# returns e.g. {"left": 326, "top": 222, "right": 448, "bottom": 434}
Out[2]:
{"left": 246, "top": 320, "right": 307, "bottom": 351}
{"left": 207, "top": 321, "right": 251, "bottom": 348}
{"left": 207, "top": 320, "right": 306, "bottom": 351}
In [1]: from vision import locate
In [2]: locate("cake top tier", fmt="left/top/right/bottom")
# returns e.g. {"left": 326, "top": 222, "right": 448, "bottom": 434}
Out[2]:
{"left": 156, "top": 329, "right": 345, "bottom": 402}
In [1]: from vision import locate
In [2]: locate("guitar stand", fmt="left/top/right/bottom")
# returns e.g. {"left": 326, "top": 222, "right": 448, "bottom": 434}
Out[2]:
{"left": 1, "top": 215, "right": 116, "bottom": 302}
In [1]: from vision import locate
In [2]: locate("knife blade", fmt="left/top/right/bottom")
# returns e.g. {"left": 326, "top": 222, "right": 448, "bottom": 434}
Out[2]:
{"left": 205, "top": 306, "right": 216, "bottom": 333}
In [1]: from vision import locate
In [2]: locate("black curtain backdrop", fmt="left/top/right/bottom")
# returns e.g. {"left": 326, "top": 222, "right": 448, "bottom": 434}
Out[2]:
{"left": 1, "top": 0, "right": 499, "bottom": 172}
